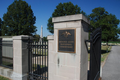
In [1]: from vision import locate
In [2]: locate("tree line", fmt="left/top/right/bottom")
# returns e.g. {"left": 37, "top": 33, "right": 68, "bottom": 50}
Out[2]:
{"left": 0, "top": 0, "right": 120, "bottom": 43}
{"left": 47, "top": 2, "right": 120, "bottom": 44}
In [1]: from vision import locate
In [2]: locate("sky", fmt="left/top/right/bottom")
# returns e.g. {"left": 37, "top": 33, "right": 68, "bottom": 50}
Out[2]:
{"left": 0, "top": 0, "right": 120, "bottom": 37}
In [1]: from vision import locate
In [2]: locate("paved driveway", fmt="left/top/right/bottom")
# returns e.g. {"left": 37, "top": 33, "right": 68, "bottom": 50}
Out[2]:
{"left": 102, "top": 46, "right": 120, "bottom": 80}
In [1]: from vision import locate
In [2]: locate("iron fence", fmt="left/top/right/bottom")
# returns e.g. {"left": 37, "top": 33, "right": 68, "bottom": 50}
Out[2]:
{"left": 28, "top": 38, "right": 48, "bottom": 80}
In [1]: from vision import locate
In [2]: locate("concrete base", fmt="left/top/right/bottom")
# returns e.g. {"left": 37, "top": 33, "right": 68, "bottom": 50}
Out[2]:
{"left": 0, "top": 66, "right": 13, "bottom": 79}
{"left": 11, "top": 72, "right": 28, "bottom": 80}
{"left": 0, "top": 66, "right": 28, "bottom": 80}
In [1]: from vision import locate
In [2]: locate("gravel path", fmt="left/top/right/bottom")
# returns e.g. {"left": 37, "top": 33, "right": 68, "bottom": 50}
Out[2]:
{"left": 102, "top": 46, "right": 120, "bottom": 80}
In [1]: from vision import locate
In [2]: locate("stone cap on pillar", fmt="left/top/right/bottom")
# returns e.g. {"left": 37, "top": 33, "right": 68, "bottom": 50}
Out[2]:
{"left": 52, "top": 14, "right": 90, "bottom": 24}
{"left": 47, "top": 35, "right": 54, "bottom": 40}
{"left": 12, "top": 35, "right": 33, "bottom": 40}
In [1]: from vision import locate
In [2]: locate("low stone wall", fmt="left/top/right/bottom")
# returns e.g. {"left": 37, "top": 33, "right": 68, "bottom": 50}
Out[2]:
{"left": 0, "top": 35, "right": 30, "bottom": 80}
{"left": 0, "top": 66, "right": 13, "bottom": 79}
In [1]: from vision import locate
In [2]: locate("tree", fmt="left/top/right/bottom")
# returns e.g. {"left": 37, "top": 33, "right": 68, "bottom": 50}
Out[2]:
{"left": 47, "top": 2, "right": 87, "bottom": 34}
{"left": 118, "top": 27, "right": 120, "bottom": 35}
{"left": 2, "top": 0, "right": 37, "bottom": 36}
{"left": 118, "top": 27, "right": 120, "bottom": 38}
{"left": 89, "top": 7, "right": 120, "bottom": 45}
{"left": 0, "top": 18, "right": 2, "bottom": 36}
{"left": 1, "top": 21, "right": 8, "bottom": 36}
{"left": 43, "top": 37, "right": 48, "bottom": 41}
{"left": 33, "top": 34, "right": 40, "bottom": 42}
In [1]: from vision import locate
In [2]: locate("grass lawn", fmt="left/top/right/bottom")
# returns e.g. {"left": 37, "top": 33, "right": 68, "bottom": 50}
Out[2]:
{"left": 88, "top": 45, "right": 112, "bottom": 62}
{"left": 102, "top": 41, "right": 120, "bottom": 44}
{"left": 0, "top": 75, "right": 10, "bottom": 80}
{"left": 32, "top": 64, "right": 47, "bottom": 70}
{"left": 101, "top": 45, "right": 112, "bottom": 62}
{"left": 2, "top": 61, "right": 13, "bottom": 68}
{"left": 32, "top": 49, "right": 48, "bottom": 56}
{"left": 108, "top": 41, "right": 120, "bottom": 43}
{"left": 38, "top": 50, "right": 48, "bottom": 56}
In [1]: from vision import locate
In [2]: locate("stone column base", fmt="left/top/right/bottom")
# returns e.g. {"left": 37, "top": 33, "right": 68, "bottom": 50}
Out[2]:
{"left": 11, "top": 72, "right": 28, "bottom": 80}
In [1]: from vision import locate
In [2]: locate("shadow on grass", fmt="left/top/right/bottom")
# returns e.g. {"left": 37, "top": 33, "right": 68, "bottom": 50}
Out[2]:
{"left": 88, "top": 50, "right": 111, "bottom": 54}
{"left": 1, "top": 61, "right": 13, "bottom": 69}
{"left": 101, "top": 50, "right": 110, "bottom": 54}
{"left": 29, "top": 66, "right": 48, "bottom": 80}
{"left": 2, "top": 64, "right": 13, "bottom": 67}
{"left": 33, "top": 65, "right": 48, "bottom": 75}
{"left": 109, "top": 45, "right": 117, "bottom": 46}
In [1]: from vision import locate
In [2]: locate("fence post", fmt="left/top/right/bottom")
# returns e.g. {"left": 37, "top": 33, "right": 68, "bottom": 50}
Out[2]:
{"left": 12, "top": 35, "right": 30, "bottom": 80}
{"left": 0, "top": 38, "right": 2, "bottom": 65}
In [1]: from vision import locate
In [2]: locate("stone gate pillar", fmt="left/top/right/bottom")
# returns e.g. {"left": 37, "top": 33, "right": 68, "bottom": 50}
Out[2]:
{"left": 47, "top": 14, "right": 90, "bottom": 80}
{"left": 12, "top": 35, "right": 30, "bottom": 80}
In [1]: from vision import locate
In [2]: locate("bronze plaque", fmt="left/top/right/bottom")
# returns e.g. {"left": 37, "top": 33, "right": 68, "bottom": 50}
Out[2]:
{"left": 58, "top": 29, "right": 76, "bottom": 53}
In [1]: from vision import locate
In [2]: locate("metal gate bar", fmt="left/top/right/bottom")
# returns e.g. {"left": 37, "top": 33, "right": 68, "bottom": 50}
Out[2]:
{"left": 89, "top": 28, "right": 101, "bottom": 80}
{"left": 28, "top": 38, "right": 48, "bottom": 80}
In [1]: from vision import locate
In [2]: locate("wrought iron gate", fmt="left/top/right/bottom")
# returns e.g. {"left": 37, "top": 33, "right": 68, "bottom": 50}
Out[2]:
{"left": 28, "top": 38, "right": 48, "bottom": 80}
{"left": 87, "top": 28, "right": 101, "bottom": 80}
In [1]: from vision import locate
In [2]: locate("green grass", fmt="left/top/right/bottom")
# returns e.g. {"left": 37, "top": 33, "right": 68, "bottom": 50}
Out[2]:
{"left": 38, "top": 50, "right": 48, "bottom": 56}
{"left": 0, "top": 75, "right": 10, "bottom": 80}
{"left": 32, "top": 49, "right": 48, "bottom": 56}
{"left": 101, "top": 46, "right": 112, "bottom": 62}
{"left": 2, "top": 61, "right": 13, "bottom": 67}
{"left": 88, "top": 45, "right": 112, "bottom": 62}
{"left": 102, "top": 41, "right": 120, "bottom": 44}
{"left": 32, "top": 64, "right": 47, "bottom": 70}
{"left": 109, "top": 41, "right": 120, "bottom": 43}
